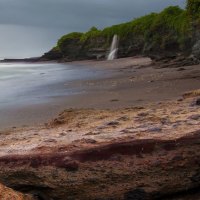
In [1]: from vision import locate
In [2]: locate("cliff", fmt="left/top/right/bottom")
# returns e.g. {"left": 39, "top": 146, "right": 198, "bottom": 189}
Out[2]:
{"left": 41, "top": 1, "right": 200, "bottom": 64}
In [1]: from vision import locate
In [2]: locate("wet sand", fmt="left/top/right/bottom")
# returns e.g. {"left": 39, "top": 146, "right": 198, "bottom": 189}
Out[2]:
{"left": 1, "top": 57, "right": 200, "bottom": 130}
{"left": 1, "top": 95, "right": 200, "bottom": 156}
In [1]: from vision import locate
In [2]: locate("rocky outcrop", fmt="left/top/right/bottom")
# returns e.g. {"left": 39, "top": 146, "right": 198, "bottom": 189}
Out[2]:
{"left": 0, "top": 131, "right": 200, "bottom": 200}
{"left": 40, "top": 4, "right": 200, "bottom": 66}
{"left": 0, "top": 57, "right": 41, "bottom": 63}
{"left": 192, "top": 40, "right": 200, "bottom": 59}
{"left": 191, "top": 28, "right": 200, "bottom": 62}
{"left": 41, "top": 48, "right": 63, "bottom": 61}
{"left": 0, "top": 94, "right": 200, "bottom": 199}
{"left": 147, "top": 27, "right": 200, "bottom": 68}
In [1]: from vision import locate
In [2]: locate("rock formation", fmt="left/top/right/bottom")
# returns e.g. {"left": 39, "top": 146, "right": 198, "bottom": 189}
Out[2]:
{"left": 0, "top": 96, "right": 200, "bottom": 199}
{"left": 40, "top": 1, "right": 200, "bottom": 65}
{"left": 1, "top": 131, "right": 200, "bottom": 200}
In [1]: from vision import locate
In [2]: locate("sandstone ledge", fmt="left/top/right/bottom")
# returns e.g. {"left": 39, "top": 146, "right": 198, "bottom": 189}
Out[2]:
{"left": 0, "top": 131, "right": 200, "bottom": 199}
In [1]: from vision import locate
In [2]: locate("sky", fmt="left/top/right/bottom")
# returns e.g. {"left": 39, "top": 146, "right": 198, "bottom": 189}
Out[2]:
{"left": 0, "top": 0, "right": 186, "bottom": 59}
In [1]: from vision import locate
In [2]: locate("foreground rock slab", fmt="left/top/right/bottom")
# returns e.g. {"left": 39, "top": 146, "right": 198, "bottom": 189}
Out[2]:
{"left": 0, "top": 132, "right": 200, "bottom": 199}
{"left": 0, "top": 95, "right": 200, "bottom": 199}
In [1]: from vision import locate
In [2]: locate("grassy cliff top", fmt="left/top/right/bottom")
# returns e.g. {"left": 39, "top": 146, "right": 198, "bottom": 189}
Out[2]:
{"left": 50, "top": 0, "right": 199, "bottom": 59}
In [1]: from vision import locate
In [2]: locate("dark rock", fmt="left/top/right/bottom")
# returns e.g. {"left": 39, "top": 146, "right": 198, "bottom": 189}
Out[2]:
{"left": 81, "top": 139, "right": 97, "bottom": 144}
{"left": 177, "top": 98, "right": 183, "bottom": 102}
{"left": 177, "top": 67, "right": 186, "bottom": 71}
{"left": 148, "top": 127, "right": 162, "bottom": 132}
{"left": 64, "top": 161, "right": 79, "bottom": 172}
{"left": 107, "top": 121, "right": 120, "bottom": 126}
{"left": 110, "top": 99, "right": 119, "bottom": 102}
{"left": 196, "top": 98, "right": 200, "bottom": 106}
{"left": 124, "top": 188, "right": 148, "bottom": 200}
{"left": 40, "top": 48, "right": 63, "bottom": 61}
{"left": 137, "top": 112, "right": 149, "bottom": 117}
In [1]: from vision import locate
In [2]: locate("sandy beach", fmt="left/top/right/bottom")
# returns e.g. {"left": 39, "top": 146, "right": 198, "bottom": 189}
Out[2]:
{"left": 0, "top": 57, "right": 200, "bottom": 199}
{"left": 1, "top": 57, "right": 200, "bottom": 130}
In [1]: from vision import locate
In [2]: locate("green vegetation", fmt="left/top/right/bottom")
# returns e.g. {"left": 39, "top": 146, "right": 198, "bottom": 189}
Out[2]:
{"left": 187, "top": 0, "right": 200, "bottom": 19}
{"left": 80, "top": 27, "right": 101, "bottom": 42}
{"left": 57, "top": 32, "right": 83, "bottom": 50}
{"left": 46, "top": 0, "right": 199, "bottom": 60}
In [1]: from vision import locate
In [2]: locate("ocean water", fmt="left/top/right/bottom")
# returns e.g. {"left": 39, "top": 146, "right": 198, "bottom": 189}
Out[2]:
{"left": 0, "top": 62, "right": 100, "bottom": 109}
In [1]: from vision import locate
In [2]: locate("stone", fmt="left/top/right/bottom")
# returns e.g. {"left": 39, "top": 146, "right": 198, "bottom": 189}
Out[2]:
{"left": 188, "top": 114, "right": 200, "bottom": 120}
{"left": 148, "top": 127, "right": 162, "bottom": 132}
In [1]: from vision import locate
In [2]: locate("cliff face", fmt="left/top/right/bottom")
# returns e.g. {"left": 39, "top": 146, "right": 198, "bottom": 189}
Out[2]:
{"left": 41, "top": 2, "right": 200, "bottom": 64}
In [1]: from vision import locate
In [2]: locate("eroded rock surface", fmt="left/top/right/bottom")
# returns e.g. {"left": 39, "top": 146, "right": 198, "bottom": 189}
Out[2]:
{"left": 0, "top": 94, "right": 200, "bottom": 199}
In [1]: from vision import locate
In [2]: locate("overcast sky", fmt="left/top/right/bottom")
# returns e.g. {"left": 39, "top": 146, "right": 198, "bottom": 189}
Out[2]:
{"left": 0, "top": 0, "right": 186, "bottom": 58}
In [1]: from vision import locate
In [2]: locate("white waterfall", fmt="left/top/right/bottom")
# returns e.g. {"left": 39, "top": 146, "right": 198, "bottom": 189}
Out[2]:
{"left": 107, "top": 35, "right": 119, "bottom": 60}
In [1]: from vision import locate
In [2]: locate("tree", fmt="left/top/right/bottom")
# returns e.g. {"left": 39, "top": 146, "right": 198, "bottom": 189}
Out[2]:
{"left": 89, "top": 27, "right": 98, "bottom": 31}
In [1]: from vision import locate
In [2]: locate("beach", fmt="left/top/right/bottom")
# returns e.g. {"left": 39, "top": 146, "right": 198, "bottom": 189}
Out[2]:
{"left": 0, "top": 57, "right": 200, "bottom": 199}
{"left": 0, "top": 57, "right": 200, "bottom": 130}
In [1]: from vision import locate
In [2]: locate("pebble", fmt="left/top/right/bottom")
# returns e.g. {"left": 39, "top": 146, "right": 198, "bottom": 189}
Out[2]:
{"left": 148, "top": 127, "right": 162, "bottom": 132}
{"left": 188, "top": 114, "right": 200, "bottom": 120}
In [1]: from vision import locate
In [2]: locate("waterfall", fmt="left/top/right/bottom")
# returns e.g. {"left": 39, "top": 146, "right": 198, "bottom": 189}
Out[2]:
{"left": 107, "top": 35, "right": 119, "bottom": 60}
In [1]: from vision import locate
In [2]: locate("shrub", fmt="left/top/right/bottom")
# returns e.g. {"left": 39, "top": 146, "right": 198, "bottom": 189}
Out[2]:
{"left": 57, "top": 32, "right": 83, "bottom": 50}
{"left": 187, "top": 0, "right": 200, "bottom": 19}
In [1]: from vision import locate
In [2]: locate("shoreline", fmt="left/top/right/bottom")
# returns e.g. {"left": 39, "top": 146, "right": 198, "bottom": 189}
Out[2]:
{"left": 1, "top": 56, "right": 200, "bottom": 130}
